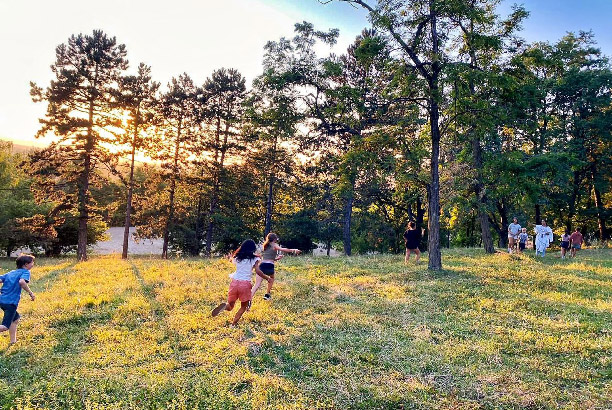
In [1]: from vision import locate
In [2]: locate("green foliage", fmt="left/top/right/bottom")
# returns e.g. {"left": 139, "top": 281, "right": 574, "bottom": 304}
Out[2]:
{"left": 276, "top": 210, "right": 318, "bottom": 251}
{"left": 0, "top": 142, "right": 47, "bottom": 255}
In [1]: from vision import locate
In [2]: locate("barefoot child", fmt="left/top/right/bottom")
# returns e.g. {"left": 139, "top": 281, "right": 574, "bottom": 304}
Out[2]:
{"left": 0, "top": 255, "right": 35, "bottom": 345}
{"left": 251, "top": 233, "right": 300, "bottom": 301}
{"left": 211, "top": 240, "right": 270, "bottom": 325}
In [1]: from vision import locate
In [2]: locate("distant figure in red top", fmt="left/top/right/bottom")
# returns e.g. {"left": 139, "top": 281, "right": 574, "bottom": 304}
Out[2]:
{"left": 569, "top": 228, "right": 584, "bottom": 258}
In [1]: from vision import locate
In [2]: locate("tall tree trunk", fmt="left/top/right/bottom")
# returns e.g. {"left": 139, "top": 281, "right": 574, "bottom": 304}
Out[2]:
{"left": 193, "top": 168, "right": 206, "bottom": 256}
{"left": 77, "top": 153, "right": 90, "bottom": 262}
{"left": 265, "top": 174, "right": 274, "bottom": 236}
{"left": 162, "top": 122, "right": 182, "bottom": 259}
{"left": 566, "top": 170, "right": 581, "bottom": 232}
{"left": 592, "top": 165, "right": 608, "bottom": 240}
{"left": 472, "top": 136, "right": 494, "bottom": 253}
{"left": 496, "top": 200, "right": 509, "bottom": 249}
{"left": 427, "top": 2, "right": 442, "bottom": 270}
{"left": 78, "top": 98, "right": 96, "bottom": 261}
{"left": 264, "top": 138, "right": 278, "bottom": 236}
{"left": 122, "top": 142, "right": 137, "bottom": 259}
{"left": 343, "top": 192, "right": 353, "bottom": 256}
{"left": 427, "top": 95, "right": 442, "bottom": 270}
{"left": 205, "top": 121, "right": 230, "bottom": 256}
{"left": 416, "top": 196, "right": 426, "bottom": 250}
{"left": 465, "top": 31, "right": 495, "bottom": 254}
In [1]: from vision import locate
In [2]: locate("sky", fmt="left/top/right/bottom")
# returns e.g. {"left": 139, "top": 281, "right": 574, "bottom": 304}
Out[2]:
{"left": 1, "top": 0, "right": 611, "bottom": 147}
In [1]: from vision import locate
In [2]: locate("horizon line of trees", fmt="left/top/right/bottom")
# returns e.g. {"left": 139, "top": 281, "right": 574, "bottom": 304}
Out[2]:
{"left": 1, "top": 0, "right": 610, "bottom": 268}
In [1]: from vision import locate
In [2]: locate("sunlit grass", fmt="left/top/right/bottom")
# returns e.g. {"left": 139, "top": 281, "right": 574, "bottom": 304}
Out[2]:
{"left": 0, "top": 249, "right": 611, "bottom": 408}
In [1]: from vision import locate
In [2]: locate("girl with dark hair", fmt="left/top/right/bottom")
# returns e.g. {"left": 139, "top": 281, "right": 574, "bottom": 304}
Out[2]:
{"left": 403, "top": 221, "right": 421, "bottom": 264}
{"left": 251, "top": 233, "right": 300, "bottom": 301}
{"left": 211, "top": 239, "right": 269, "bottom": 325}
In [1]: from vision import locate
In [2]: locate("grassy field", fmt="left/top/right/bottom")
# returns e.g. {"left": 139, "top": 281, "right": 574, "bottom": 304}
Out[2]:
{"left": 0, "top": 249, "right": 610, "bottom": 409}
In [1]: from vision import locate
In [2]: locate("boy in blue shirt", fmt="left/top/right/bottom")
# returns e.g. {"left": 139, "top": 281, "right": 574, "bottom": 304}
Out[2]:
{"left": 0, "top": 255, "right": 35, "bottom": 345}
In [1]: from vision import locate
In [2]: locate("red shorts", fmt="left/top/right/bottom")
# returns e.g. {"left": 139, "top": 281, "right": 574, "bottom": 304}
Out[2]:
{"left": 227, "top": 280, "right": 252, "bottom": 303}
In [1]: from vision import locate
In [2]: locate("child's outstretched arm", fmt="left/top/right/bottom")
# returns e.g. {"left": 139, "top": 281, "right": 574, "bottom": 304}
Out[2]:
{"left": 19, "top": 278, "right": 35, "bottom": 301}
{"left": 273, "top": 243, "right": 301, "bottom": 255}
{"left": 254, "top": 261, "right": 271, "bottom": 282}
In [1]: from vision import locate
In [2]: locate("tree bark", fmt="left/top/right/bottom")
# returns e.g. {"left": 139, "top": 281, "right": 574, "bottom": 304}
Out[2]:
{"left": 162, "top": 121, "right": 182, "bottom": 259}
{"left": 77, "top": 153, "right": 90, "bottom": 262}
{"left": 566, "top": 170, "right": 581, "bottom": 232}
{"left": 122, "top": 140, "right": 137, "bottom": 259}
{"left": 264, "top": 138, "right": 278, "bottom": 237}
{"left": 496, "top": 200, "right": 509, "bottom": 248}
{"left": 205, "top": 118, "right": 230, "bottom": 256}
{"left": 265, "top": 174, "right": 274, "bottom": 236}
{"left": 464, "top": 23, "right": 495, "bottom": 254}
{"left": 592, "top": 165, "right": 608, "bottom": 240}
{"left": 427, "top": 95, "right": 442, "bottom": 270}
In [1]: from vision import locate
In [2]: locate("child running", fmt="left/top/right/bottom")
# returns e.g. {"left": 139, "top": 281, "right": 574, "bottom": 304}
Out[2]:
{"left": 251, "top": 233, "right": 301, "bottom": 301}
{"left": 211, "top": 240, "right": 269, "bottom": 326}
{"left": 0, "top": 255, "right": 35, "bottom": 345}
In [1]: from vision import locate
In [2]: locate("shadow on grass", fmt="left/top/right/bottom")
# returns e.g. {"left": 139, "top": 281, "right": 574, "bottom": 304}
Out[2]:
{"left": 31, "top": 262, "right": 79, "bottom": 292}
{"left": 50, "top": 304, "right": 116, "bottom": 354}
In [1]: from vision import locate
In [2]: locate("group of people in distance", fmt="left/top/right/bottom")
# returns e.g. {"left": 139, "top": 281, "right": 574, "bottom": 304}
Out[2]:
{"left": 211, "top": 233, "right": 301, "bottom": 326}
{"left": 508, "top": 217, "right": 584, "bottom": 258}
{"left": 0, "top": 222, "right": 591, "bottom": 335}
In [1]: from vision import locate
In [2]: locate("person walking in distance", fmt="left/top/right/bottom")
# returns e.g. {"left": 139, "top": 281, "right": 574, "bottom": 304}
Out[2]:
{"left": 533, "top": 220, "right": 553, "bottom": 257}
{"left": 569, "top": 228, "right": 584, "bottom": 258}
{"left": 403, "top": 221, "right": 422, "bottom": 264}
{"left": 508, "top": 217, "right": 521, "bottom": 254}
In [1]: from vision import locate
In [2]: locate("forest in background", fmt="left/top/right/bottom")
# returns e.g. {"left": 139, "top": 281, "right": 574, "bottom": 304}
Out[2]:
{"left": 1, "top": 0, "right": 611, "bottom": 268}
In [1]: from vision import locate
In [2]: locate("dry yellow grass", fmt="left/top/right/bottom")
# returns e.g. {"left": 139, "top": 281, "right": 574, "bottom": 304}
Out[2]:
{"left": 0, "top": 249, "right": 610, "bottom": 408}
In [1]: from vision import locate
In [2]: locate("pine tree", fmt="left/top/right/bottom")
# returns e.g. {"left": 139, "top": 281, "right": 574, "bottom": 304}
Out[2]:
{"left": 30, "top": 30, "right": 128, "bottom": 260}
{"left": 114, "top": 63, "right": 160, "bottom": 258}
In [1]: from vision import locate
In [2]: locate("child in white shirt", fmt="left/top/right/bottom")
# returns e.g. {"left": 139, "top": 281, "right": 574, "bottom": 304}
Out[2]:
{"left": 211, "top": 239, "right": 270, "bottom": 325}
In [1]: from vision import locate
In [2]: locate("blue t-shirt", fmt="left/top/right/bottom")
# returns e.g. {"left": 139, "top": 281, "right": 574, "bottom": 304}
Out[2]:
{"left": 0, "top": 268, "right": 31, "bottom": 305}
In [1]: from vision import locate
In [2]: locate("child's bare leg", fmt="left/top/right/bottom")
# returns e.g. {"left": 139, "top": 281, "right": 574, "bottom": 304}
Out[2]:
{"left": 414, "top": 248, "right": 421, "bottom": 263}
{"left": 0, "top": 325, "right": 7, "bottom": 333}
{"left": 8, "top": 319, "right": 18, "bottom": 344}
{"left": 251, "top": 276, "right": 264, "bottom": 298}
{"left": 404, "top": 249, "right": 411, "bottom": 263}
{"left": 225, "top": 301, "right": 235, "bottom": 311}
{"left": 232, "top": 301, "right": 249, "bottom": 325}
{"left": 266, "top": 276, "right": 274, "bottom": 295}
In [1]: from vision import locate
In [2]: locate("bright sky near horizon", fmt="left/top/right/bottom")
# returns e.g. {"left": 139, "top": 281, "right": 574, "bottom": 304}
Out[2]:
{"left": 1, "top": 0, "right": 611, "bottom": 147}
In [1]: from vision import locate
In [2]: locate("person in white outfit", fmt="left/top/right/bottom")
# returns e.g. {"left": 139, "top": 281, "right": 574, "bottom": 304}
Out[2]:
{"left": 533, "top": 220, "right": 553, "bottom": 257}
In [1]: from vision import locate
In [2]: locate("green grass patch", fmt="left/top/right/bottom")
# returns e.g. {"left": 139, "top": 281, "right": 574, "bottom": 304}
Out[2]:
{"left": 0, "top": 250, "right": 611, "bottom": 408}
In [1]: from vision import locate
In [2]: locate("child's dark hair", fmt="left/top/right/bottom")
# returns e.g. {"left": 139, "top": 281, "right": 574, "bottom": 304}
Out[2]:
{"left": 233, "top": 240, "right": 257, "bottom": 262}
{"left": 263, "top": 233, "right": 279, "bottom": 250}
{"left": 408, "top": 221, "right": 416, "bottom": 229}
{"left": 16, "top": 254, "right": 35, "bottom": 269}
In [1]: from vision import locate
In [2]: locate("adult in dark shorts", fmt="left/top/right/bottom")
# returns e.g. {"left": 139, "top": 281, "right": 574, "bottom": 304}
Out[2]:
{"left": 570, "top": 228, "right": 583, "bottom": 258}
{"left": 403, "top": 221, "right": 421, "bottom": 264}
